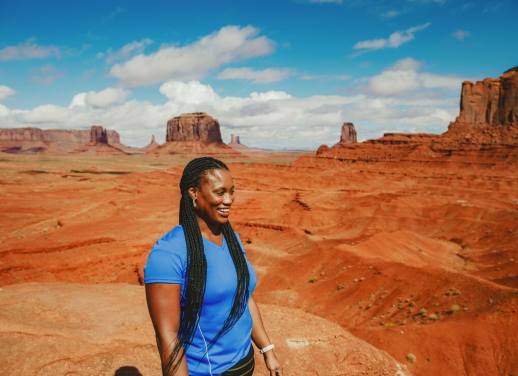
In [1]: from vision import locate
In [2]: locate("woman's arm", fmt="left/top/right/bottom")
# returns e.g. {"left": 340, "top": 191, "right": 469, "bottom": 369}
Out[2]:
{"left": 145, "top": 283, "right": 189, "bottom": 376}
{"left": 248, "top": 295, "right": 283, "bottom": 375}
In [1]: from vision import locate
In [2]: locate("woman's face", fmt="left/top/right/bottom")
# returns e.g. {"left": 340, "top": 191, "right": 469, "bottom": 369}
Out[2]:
{"left": 190, "top": 168, "right": 235, "bottom": 226}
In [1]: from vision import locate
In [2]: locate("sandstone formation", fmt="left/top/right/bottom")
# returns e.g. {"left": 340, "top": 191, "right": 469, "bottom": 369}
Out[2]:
{"left": 445, "top": 67, "right": 518, "bottom": 144}
{"left": 166, "top": 112, "right": 223, "bottom": 143}
{"left": 152, "top": 112, "right": 239, "bottom": 155}
{"left": 142, "top": 134, "right": 160, "bottom": 152}
{"left": 89, "top": 125, "right": 108, "bottom": 144}
{"left": 339, "top": 122, "right": 358, "bottom": 144}
{"left": 0, "top": 126, "right": 122, "bottom": 154}
{"left": 230, "top": 133, "right": 241, "bottom": 144}
{"left": 0, "top": 283, "right": 407, "bottom": 376}
{"left": 317, "top": 69, "right": 518, "bottom": 164}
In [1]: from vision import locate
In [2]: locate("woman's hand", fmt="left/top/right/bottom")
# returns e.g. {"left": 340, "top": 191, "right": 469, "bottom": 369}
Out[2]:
{"left": 263, "top": 351, "right": 283, "bottom": 375}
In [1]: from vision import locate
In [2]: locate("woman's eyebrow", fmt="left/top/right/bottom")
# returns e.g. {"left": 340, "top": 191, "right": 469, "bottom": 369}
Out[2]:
{"left": 213, "top": 185, "right": 235, "bottom": 190}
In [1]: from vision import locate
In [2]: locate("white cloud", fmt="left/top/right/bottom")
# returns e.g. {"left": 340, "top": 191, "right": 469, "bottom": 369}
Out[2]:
{"left": 31, "top": 64, "right": 64, "bottom": 85}
{"left": 391, "top": 57, "right": 423, "bottom": 71}
{"left": 70, "top": 87, "right": 130, "bottom": 108}
{"left": 98, "top": 38, "right": 153, "bottom": 63}
{"left": 20, "top": 104, "right": 70, "bottom": 124}
{"left": 110, "top": 25, "right": 274, "bottom": 87}
{"left": 452, "top": 30, "right": 470, "bottom": 41}
{"left": 353, "top": 23, "right": 431, "bottom": 52}
{"left": 217, "top": 67, "right": 292, "bottom": 83}
{"left": 382, "top": 10, "right": 401, "bottom": 18}
{"left": 159, "top": 81, "right": 219, "bottom": 105}
{"left": 0, "top": 74, "right": 461, "bottom": 149}
{"left": 366, "top": 57, "right": 465, "bottom": 96}
{"left": 0, "top": 85, "right": 15, "bottom": 101}
{"left": 0, "top": 40, "right": 60, "bottom": 61}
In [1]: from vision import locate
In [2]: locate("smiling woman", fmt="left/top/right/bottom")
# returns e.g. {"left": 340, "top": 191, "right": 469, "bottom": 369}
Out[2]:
{"left": 144, "top": 156, "right": 282, "bottom": 376}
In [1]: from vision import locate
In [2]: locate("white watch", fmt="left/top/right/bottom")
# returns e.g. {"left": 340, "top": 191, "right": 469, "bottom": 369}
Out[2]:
{"left": 259, "top": 343, "right": 275, "bottom": 354}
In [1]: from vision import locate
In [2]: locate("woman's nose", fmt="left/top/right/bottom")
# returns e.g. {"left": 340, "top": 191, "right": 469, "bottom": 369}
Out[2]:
{"left": 223, "top": 192, "right": 234, "bottom": 204}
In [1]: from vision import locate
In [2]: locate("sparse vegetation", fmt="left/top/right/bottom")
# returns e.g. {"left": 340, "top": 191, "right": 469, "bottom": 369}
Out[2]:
{"left": 447, "top": 304, "right": 461, "bottom": 314}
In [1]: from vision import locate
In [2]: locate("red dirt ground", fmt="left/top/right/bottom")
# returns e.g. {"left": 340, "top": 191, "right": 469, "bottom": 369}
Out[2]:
{"left": 1, "top": 150, "right": 517, "bottom": 375}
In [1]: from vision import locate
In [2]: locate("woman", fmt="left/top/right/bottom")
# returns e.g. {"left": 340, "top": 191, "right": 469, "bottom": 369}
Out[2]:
{"left": 144, "top": 157, "right": 283, "bottom": 376}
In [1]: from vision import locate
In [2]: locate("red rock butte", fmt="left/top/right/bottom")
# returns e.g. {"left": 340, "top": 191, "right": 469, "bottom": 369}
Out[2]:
{"left": 339, "top": 122, "right": 358, "bottom": 144}
{"left": 316, "top": 69, "right": 518, "bottom": 165}
{"left": 166, "top": 112, "right": 223, "bottom": 143}
{"left": 152, "top": 112, "right": 238, "bottom": 155}
{"left": 230, "top": 133, "right": 242, "bottom": 145}
{"left": 445, "top": 67, "right": 518, "bottom": 144}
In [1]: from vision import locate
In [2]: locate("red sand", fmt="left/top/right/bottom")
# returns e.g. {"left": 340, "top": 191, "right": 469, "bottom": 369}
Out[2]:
{"left": 1, "top": 151, "right": 517, "bottom": 375}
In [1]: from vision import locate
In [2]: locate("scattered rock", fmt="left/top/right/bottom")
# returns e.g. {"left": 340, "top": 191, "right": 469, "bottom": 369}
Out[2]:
{"left": 406, "top": 353, "right": 417, "bottom": 364}
{"left": 447, "top": 304, "right": 461, "bottom": 314}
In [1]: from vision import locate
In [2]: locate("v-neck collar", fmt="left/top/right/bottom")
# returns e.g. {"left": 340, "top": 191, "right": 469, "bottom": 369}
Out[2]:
{"left": 202, "top": 235, "right": 225, "bottom": 249}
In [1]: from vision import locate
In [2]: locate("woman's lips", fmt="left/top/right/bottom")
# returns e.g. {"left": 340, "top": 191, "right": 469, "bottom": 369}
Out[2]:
{"left": 216, "top": 207, "right": 230, "bottom": 217}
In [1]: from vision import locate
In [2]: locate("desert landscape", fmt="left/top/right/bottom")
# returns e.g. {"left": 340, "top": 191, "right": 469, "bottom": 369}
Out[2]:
{"left": 1, "top": 67, "right": 517, "bottom": 376}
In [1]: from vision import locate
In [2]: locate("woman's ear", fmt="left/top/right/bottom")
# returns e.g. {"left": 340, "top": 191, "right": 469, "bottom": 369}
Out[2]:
{"left": 187, "top": 186, "right": 197, "bottom": 201}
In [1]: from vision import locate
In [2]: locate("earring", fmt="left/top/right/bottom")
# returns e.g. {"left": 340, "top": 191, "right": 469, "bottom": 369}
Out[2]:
{"left": 192, "top": 197, "right": 197, "bottom": 208}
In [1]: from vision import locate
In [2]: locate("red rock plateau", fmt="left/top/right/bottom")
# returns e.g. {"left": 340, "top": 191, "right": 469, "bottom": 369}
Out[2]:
{"left": 0, "top": 126, "right": 124, "bottom": 154}
{"left": 152, "top": 112, "right": 239, "bottom": 155}
{"left": 318, "top": 69, "right": 518, "bottom": 165}
{"left": 1, "top": 71, "right": 518, "bottom": 375}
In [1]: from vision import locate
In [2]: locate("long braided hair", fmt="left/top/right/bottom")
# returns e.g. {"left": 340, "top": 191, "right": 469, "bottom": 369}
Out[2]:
{"left": 163, "top": 156, "right": 250, "bottom": 375}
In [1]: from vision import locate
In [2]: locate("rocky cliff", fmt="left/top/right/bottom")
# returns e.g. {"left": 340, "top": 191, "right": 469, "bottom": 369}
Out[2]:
{"left": 142, "top": 134, "right": 160, "bottom": 152}
{"left": 445, "top": 67, "right": 518, "bottom": 144}
{"left": 339, "top": 122, "right": 357, "bottom": 144}
{"left": 0, "top": 126, "right": 122, "bottom": 153}
{"left": 230, "top": 134, "right": 241, "bottom": 144}
{"left": 89, "top": 125, "right": 108, "bottom": 144}
{"left": 166, "top": 112, "right": 223, "bottom": 143}
{"left": 315, "top": 69, "right": 518, "bottom": 165}
{"left": 153, "top": 112, "right": 238, "bottom": 155}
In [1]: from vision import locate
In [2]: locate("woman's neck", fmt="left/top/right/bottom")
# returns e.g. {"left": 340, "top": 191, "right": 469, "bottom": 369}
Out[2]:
{"left": 196, "top": 215, "right": 222, "bottom": 237}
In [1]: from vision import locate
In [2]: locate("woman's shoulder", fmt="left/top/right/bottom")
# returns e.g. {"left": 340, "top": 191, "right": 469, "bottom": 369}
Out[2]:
{"left": 161, "top": 224, "right": 186, "bottom": 241}
{"left": 144, "top": 224, "right": 187, "bottom": 283}
{"left": 152, "top": 224, "right": 187, "bottom": 253}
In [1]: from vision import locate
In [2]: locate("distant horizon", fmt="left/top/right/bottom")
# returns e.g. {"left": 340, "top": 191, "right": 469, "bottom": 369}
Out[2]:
{"left": 0, "top": 116, "right": 451, "bottom": 151}
{"left": 1, "top": 0, "right": 516, "bottom": 149}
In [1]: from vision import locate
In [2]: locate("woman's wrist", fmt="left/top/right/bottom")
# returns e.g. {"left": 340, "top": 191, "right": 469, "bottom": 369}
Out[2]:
{"left": 259, "top": 343, "right": 275, "bottom": 354}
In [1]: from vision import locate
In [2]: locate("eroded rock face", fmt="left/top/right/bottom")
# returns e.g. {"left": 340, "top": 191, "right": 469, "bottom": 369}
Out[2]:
{"left": 339, "top": 122, "right": 357, "bottom": 144}
{"left": 143, "top": 134, "right": 160, "bottom": 152}
{"left": 317, "top": 70, "right": 518, "bottom": 163}
{"left": 166, "top": 112, "right": 223, "bottom": 143}
{"left": 230, "top": 134, "right": 241, "bottom": 144}
{"left": 0, "top": 127, "right": 121, "bottom": 153}
{"left": 445, "top": 68, "right": 518, "bottom": 143}
{"left": 90, "top": 125, "right": 108, "bottom": 144}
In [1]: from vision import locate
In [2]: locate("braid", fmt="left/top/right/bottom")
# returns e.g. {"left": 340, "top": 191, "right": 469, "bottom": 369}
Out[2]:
{"left": 163, "top": 156, "right": 250, "bottom": 376}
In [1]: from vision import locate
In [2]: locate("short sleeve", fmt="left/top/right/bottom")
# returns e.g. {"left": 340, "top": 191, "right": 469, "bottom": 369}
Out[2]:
{"left": 144, "top": 239, "right": 186, "bottom": 284}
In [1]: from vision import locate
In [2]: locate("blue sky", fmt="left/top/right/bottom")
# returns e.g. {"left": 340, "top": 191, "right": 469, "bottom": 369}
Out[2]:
{"left": 0, "top": 0, "right": 516, "bottom": 149}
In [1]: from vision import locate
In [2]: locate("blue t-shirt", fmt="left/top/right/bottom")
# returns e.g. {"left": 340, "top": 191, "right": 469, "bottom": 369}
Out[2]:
{"left": 144, "top": 224, "right": 257, "bottom": 376}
